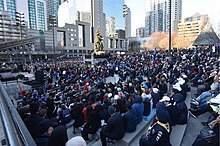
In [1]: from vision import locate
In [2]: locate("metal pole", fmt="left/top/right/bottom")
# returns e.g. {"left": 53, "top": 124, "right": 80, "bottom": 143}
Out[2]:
{"left": 52, "top": 22, "right": 56, "bottom": 67}
{"left": 168, "top": 0, "right": 172, "bottom": 56}
{"left": 91, "top": 0, "right": 94, "bottom": 43}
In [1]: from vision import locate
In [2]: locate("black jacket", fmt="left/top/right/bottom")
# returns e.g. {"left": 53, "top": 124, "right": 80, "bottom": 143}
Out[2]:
{"left": 139, "top": 122, "right": 172, "bottom": 146}
{"left": 24, "top": 114, "right": 45, "bottom": 140}
{"left": 166, "top": 104, "right": 180, "bottom": 126}
{"left": 105, "top": 113, "right": 125, "bottom": 140}
{"left": 86, "top": 110, "right": 100, "bottom": 133}
{"left": 123, "top": 109, "right": 138, "bottom": 133}
{"left": 35, "top": 134, "right": 50, "bottom": 146}
{"left": 48, "top": 126, "right": 68, "bottom": 146}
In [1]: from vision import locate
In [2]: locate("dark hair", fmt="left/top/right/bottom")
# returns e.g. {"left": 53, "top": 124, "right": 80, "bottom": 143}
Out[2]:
{"left": 126, "top": 101, "right": 132, "bottom": 110}
{"left": 29, "top": 102, "right": 40, "bottom": 115}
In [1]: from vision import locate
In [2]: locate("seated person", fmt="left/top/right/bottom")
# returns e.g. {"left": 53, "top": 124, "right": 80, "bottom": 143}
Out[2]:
{"left": 58, "top": 104, "right": 71, "bottom": 125}
{"left": 100, "top": 106, "right": 125, "bottom": 146}
{"left": 192, "top": 110, "right": 220, "bottom": 146}
{"left": 123, "top": 101, "right": 138, "bottom": 133}
{"left": 191, "top": 76, "right": 219, "bottom": 106}
{"left": 189, "top": 93, "right": 220, "bottom": 118}
{"left": 160, "top": 96, "right": 179, "bottom": 126}
{"left": 132, "top": 95, "right": 144, "bottom": 124}
{"left": 139, "top": 104, "right": 171, "bottom": 146}
{"left": 81, "top": 105, "right": 100, "bottom": 141}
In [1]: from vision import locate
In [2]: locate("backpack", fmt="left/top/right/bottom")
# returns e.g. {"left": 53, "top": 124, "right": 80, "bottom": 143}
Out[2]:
{"left": 61, "top": 109, "right": 71, "bottom": 124}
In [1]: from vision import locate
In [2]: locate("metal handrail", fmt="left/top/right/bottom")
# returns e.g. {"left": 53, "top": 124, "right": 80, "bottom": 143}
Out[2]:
{"left": 0, "top": 81, "right": 36, "bottom": 146}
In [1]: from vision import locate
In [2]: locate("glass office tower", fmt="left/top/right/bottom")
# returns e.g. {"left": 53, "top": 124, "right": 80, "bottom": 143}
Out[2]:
{"left": 37, "top": 1, "right": 45, "bottom": 30}
{"left": 28, "top": 0, "right": 37, "bottom": 29}
{"left": 6, "top": 0, "right": 16, "bottom": 20}
{"left": 103, "top": 0, "right": 124, "bottom": 30}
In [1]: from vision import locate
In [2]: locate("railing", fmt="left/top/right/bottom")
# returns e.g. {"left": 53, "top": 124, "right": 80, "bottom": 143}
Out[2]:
{"left": 0, "top": 81, "right": 36, "bottom": 146}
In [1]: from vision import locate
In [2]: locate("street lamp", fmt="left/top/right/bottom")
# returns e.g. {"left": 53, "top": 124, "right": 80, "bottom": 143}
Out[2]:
{"left": 49, "top": 15, "right": 57, "bottom": 67}
{"left": 168, "top": 0, "right": 172, "bottom": 57}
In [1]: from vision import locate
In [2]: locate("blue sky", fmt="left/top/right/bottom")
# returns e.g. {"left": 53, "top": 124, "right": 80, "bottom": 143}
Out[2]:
{"left": 76, "top": 0, "right": 220, "bottom": 36}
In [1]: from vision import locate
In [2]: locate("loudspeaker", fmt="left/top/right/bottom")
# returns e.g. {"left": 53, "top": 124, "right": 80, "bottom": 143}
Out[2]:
{"left": 35, "top": 70, "right": 44, "bottom": 82}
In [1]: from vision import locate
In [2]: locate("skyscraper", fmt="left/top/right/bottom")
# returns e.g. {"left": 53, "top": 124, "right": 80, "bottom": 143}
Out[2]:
{"left": 145, "top": 0, "right": 182, "bottom": 35}
{"left": 58, "top": 0, "right": 77, "bottom": 27}
{"left": 91, "top": 0, "right": 106, "bottom": 39}
{"left": 123, "top": 4, "right": 131, "bottom": 38}
{"left": 163, "top": 0, "right": 182, "bottom": 32}
{"left": 0, "top": 0, "right": 16, "bottom": 20}
{"left": 103, "top": 0, "right": 124, "bottom": 30}
{"left": 77, "top": 11, "right": 91, "bottom": 24}
{"left": 46, "top": 0, "right": 59, "bottom": 29}
{"left": 106, "top": 17, "right": 116, "bottom": 36}
{"left": 0, "top": 0, "right": 47, "bottom": 30}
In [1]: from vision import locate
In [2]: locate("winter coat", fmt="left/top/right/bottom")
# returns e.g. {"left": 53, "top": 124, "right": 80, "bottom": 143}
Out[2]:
{"left": 85, "top": 110, "right": 100, "bottom": 133}
{"left": 104, "top": 113, "right": 125, "bottom": 140}
{"left": 48, "top": 126, "right": 68, "bottom": 146}
{"left": 152, "top": 92, "right": 161, "bottom": 108}
{"left": 139, "top": 121, "right": 172, "bottom": 146}
{"left": 35, "top": 134, "right": 50, "bottom": 146}
{"left": 24, "top": 114, "right": 45, "bottom": 140}
{"left": 123, "top": 109, "right": 138, "bottom": 133}
{"left": 132, "top": 96, "right": 144, "bottom": 124}
{"left": 174, "top": 100, "right": 188, "bottom": 125}
{"left": 166, "top": 104, "right": 180, "bottom": 126}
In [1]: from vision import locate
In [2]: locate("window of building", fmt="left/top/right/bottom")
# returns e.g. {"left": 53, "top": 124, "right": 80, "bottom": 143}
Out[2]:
{"left": 79, "top": 50, "right": 82, "bottom": 53}
{"left": 37, "top": 1, "right": 45, "bottom": 30}
{"left": 74, "top": 50, "right": 77, "bottom": 53}
{"left": 78, "top": 24, "right": 85, "bottom": 47}
{"left": 57, "top": 31, "right": 66, "bottom": 46}
{"left": 28, "top": 0, "right": 37, "bottom": 29}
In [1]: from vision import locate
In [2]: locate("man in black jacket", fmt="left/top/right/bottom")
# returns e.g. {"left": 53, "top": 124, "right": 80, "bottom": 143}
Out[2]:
{"left": 100, "top": 106, "right": 125, "bottom": 146}
{"left": 81, "top": 105, "right": 101, "bottom": 141}
{"left": 123, "top": 101, "right": 138, "bottom": 133}
{"left": 24, "top": 102, "right": 45, "bottom": 139}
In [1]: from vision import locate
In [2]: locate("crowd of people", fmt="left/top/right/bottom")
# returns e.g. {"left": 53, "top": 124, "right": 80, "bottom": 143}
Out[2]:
{"left": 2, "top": 46, "right": 219, "bottom": 146}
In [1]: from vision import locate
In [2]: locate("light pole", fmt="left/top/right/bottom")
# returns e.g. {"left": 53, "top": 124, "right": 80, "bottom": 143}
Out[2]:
{"left": 49, "top": 15, "right": 57, "bottom": 67}
{"left": 168, "top": 0, "right": 172, "bottom": 57}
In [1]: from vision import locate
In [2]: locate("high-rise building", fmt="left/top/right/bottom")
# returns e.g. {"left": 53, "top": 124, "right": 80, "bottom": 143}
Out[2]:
{"left": 103, "top": 0, "right": 124, "bottom": 30}
{"left": 106, "top": 17, "right": 116, "bottom": 36}
{"left": 163, "top": 0, "right": 182, "bottom": 32}
{"left": 91, "top": 0, "right": 106, "bottom": 40}
{"left": 178, "top": 13, "right": 209, "bottom": 45}
{"left": 46, "top": 0, "right": 59, "bottom": 29}
{"left": 123, "top": 4, "right": 131, "bottom": 38}
{"left": 0, "top": 11, "right": 27, "bottom": 41}
{"left": 136, "top": 27, "right": 145, "bottom": 38}
{"left": 145, "top": 0, "right": 163, "bottom": 36}
{"left": 0, "top": 0, "right": 16, "bottom": 20}
{"left": 58, "top": 0, "right": 77, "bottom": 27}
{"left": 145, "top": 0, "right": 182, "bottom": 35}
{"left": 0, "top": 0, "right": 47, "bottom": 30}
{"left": 77, "top": 11, "right": 91, "bottom": 24}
